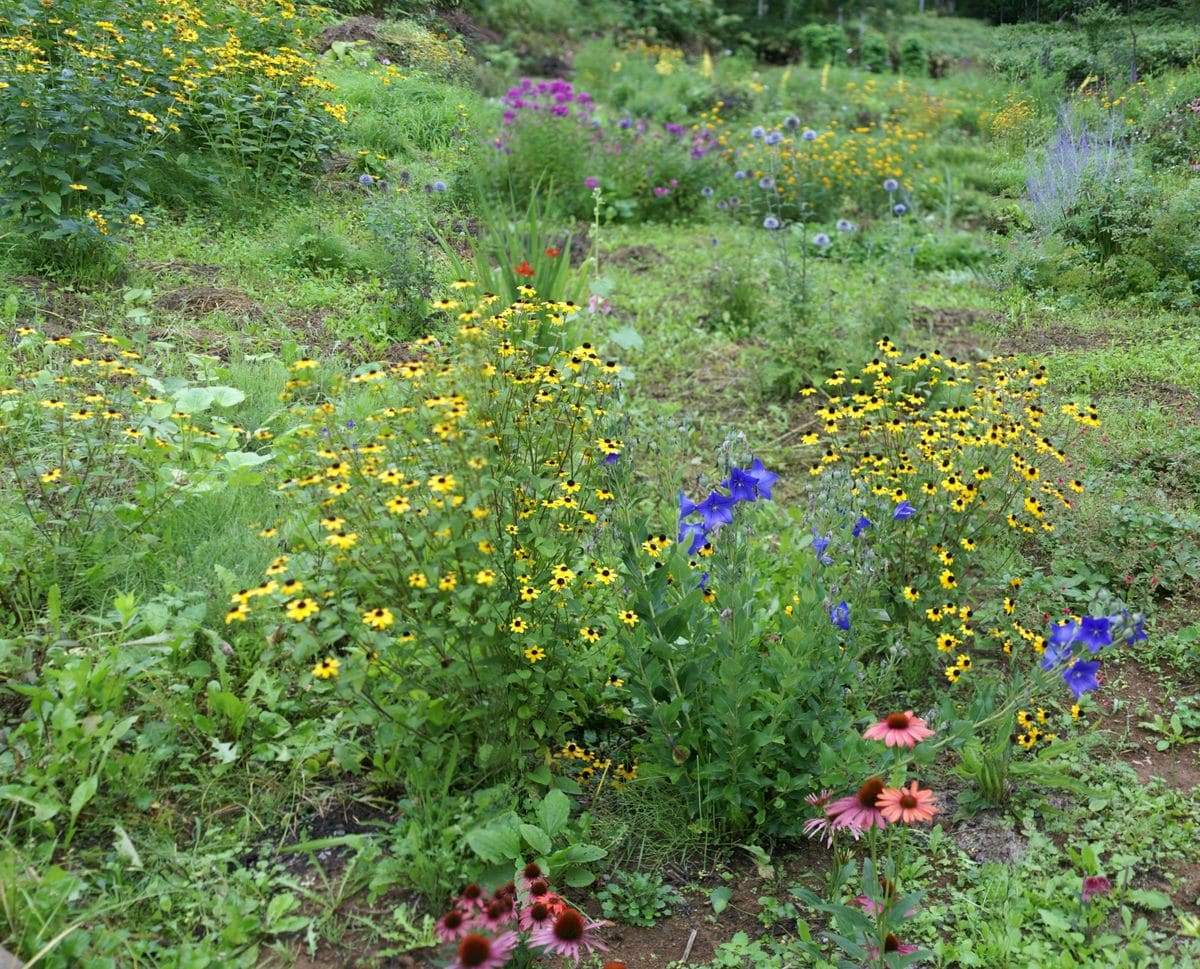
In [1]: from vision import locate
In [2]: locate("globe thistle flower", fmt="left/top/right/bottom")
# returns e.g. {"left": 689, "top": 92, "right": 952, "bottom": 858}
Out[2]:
{"left": 836, "top": 218, "right": 856, "bottom": 231}
{"left": 758, "top": 175, "right": 776, "bottom": 190}
{"left": 700, "top": 186, "right": 714, "bottom": 197}
{"left": 432, "top": 179, "right": 448, "bottom": 192}
{"left": 783, "top": 114, "right": 801, "bottom": 129}
{"left": 802, "top": 128, "right": 818, "bottom": 141}
{"left": 812, "top": 232, "right": 831, "bottom": 248}
{"left": 893, "top": 202, "right": 907, "bottom": 215}
{"left": 358, "top": 173, "right": 375, "bottom": 186}
{"left": 883, "top": 178, "right": 899, "bottom": 192}
{"left": 750, "top": 125, "right": 766, "bottom": 139}
{"left": 762, "top": 215, "right": 781, "bottom": 230}
{"left": 765, "top": 130, "right": 783, "bottom": 145}
{"left": 734, "top": 169, "right": 747, "bottom": 180}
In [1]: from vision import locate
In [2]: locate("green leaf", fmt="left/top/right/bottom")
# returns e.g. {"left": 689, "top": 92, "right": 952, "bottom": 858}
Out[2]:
{"left": 1125, "top": 889, "right": 1172, "bottom": 911}
{"left": 69, "top": 775, "right": 98, "bottom": 824}
{"left": 608, "top": 325, "right": 643, "bottom": 351}
{"left": 710, "top": 886, "right": 733, "bottom": 914}
{"left": 225, "top": 451, "right": 273, "bottom": 470}
{"left": 562, "top": 867, "right": 595, "bottom": 887}
{"left": 466, "top": 825, "right": 521, "bottom": 864}
{"left": 41, "top": 192, "right": 62, "bottom": 215}
{"left": 520, "top": 823, "right": 552, "bottom": 855}
{"left": 538, "top": 788, "right": 570, "bottom": 836}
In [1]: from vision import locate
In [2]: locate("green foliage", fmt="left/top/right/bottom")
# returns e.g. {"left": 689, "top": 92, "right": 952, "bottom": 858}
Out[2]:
{"left": 596, "top": 869, "right": 676, "bottom": 926}
{"left": 899, "top": 34, "right": 929, "bottom": 77}
{"left": 794, "top": 24, "right": 848, "bottom": 68}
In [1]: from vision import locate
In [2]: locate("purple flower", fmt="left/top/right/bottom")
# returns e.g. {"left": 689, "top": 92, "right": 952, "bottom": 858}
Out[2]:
{"left": 1125, "top": 616, "right": 1147, "bottom": 644}
{"left": 679, "top": 519, "right": 708, "bottom": 552}
{"left": 734, "top": 170, "right": 747, "bottom": 180}
{"left": 584, "top": 176, "right": 600, "bottom": 189}
{"left": 679, "top": 491, "right": 698, "bottom": 519}
{"left": 893, "top": 203, "right": 907, "bottom": 216}
{"left": 831, "top": 601, "right": 851, "bottom": 631}
{"left": 1048, "top": 620, "right": 1080, "bottom": 650}
{"left": 763, "top": 216, "right": 781, "bottom": 230}
{"left": 1081, "top": 876, "right": 1112, "bottom": 902}
{"left": 701, "top": 186, "right": 714, "bottom": 197}
{"left": 812, "top": 232, "right": 831, "bottom": 248}
{"left": 653, "top": 186, "right": 671, "bottom": 197}
{"left": 432, "top": 180, "right": 447, "bottom": 192}
{"left": 358, "top": 173, "right": 374, "bottom": 186}
{"left": 723, "top": 459, "right": 778, "bottom": 501}
{"left": 883, "top": 178, "right": 899, "bottom": 192}
{"left": 812, "top": 532, "right": 831, "bottom": 558}
{"left": 852, "top": 515, "right": 872, "bottom": 537}
{"left": 750, "top": 125, "right": 766, "bottom": 139}
{"left": 1063, "top": 659, "right": 1101, "bottom": 699}
{"left": 802, "top": 128, "right": 818, "bottom": 141}
{"left": 892, "top": 501, "right": 916, "bottom": 520}
{"left": 836, "top": 218, "right": 855, "bottom": 232}
{"left": 765, "top": 130, "right": 783, "bottom": 145}
{"left": 1041, "top": 640, "right": 1073, "bottom": 671}
{"left": 666, "top": 123, "right": 685, "bottom": 135}
{"left": 619, "top": 118, "right": 633, "bottom": 128}
{"left": 758, "top": 176, "right": 776, "bottom": 190}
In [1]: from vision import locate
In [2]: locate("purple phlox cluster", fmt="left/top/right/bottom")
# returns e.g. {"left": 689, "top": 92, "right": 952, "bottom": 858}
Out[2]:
{"left": 1039, "top": 611, "right": 1146, "bottom": 700}
{"left": 501, "top": 78, "right": 595, "bottom": 124}
{"left": 677, "top": 459, "right": 778, "bottom": 556}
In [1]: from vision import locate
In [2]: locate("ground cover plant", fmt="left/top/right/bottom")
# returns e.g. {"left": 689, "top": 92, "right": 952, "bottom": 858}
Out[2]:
{"left": 2, "top": 1, "right": 1199, "bottom": 967}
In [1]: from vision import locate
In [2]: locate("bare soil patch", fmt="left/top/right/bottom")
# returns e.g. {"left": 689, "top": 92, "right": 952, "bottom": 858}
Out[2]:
{"left": 156, "top": 285, "right": 264, "bottom": 321}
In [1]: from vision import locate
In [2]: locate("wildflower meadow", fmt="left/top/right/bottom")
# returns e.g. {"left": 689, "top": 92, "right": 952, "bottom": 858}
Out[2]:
{"left": 2, "top": 0, "right": 1199, "bottom": 967}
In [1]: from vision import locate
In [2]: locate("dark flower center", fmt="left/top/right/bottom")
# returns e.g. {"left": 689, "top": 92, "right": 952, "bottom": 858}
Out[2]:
{"left": 857, "top": 776, "right": 886, "bottom": 808}
{"left": 462, "top": 883, "right": 482, "bottom": 901}
{"left": 530, "top": 902, "right": 550, "bottom": 921}
{"left": 886, "top": 712, "right": 911, "bottom": 730}
{"left": 523, "top": 862, "right": 542, "bottom": 879}
{"left": 444, "top": 910, "right": 463, "bottom": 929}
{"left": 529, "top": 878, "right": 549, "bottom": 897}
{"left": 900, "top": 793, "right": 919, "bottom": 809}
{"left": 884, "top": 934, "right": 901, "bottom": 953}
{"left": 554, "top": 909, "right": 585, "bottom": 942}
{"left": 459, "top": 934, "right": 491, "bottom": 966}
{"left": 486, "top": 899, "right": 509, "bottom": 920}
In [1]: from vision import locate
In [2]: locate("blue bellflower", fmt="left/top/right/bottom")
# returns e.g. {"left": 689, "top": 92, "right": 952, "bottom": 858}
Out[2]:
{"left": 892, "top": 501, "right": 916, "bottom": 520}
{"left": 1078, "top": 616, "right": 1112, "bottom": 653}
{"left": 852, "top": 515, "right": 872, "bottom": 537}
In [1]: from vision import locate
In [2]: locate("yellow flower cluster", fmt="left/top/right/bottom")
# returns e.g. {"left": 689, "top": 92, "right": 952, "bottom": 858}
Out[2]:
{"left": 800, "top": 338, "right": 1099, "bottom": 679}
{"left": 983, "top": 92, "right": 1037, "bottom": 142}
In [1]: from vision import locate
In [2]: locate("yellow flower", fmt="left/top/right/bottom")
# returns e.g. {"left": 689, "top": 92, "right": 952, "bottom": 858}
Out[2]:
{"left": 128, "top": 213, "right": 145, "bottom": 225}
{"left": 524, "top": 645, "right": 546, "bottom": 663}
{"left": 312, "top": 656, "right": 340, "bottom": 679}
{"left": 286, "top": 598, "right": 320, "bottom": 621}
{"left": 510, "top": 617, "right": 529, "bottom": 634}
{"left": 69, "top": 184, "right": 88, "bottom": 191}
{"left": 606, "top": 674, "right": 624, "bottom": 688}
{"left": 385, "top": 495, "right": 411, "bottom": 515}
{"left": 619, "top": 610, "right": 639, "bottom": 627}
{"left": 939, "top": 570, "right": 957, "bottom": 590}
{"left": 580, "top": 625, "right": 601, "bottom": 643}
{"left": 40, "top": 468, "right": 63, "bottom": 483}
{"left": 475, "top": 569, "right": 496, "bottom": 586}
{"left": 438, "top": 573, "right": 457, "bottom": 591}
{"left": 520, "top": 586, "right": 540, "bottom": 602}
{"left": 225, "top": 603, "right": 249, "bottom": 624}
{"left": 363, "top": 607, "right": 394, "bottom": 629}
{"left": 594, "top": 566, "right": 617, "bottom": 585}
{"left": 325, "top": 532, "right": 358, "bottom": 550}
{"left": 903, "top": 586, "right": 920, "bottom": 602}
{"left": 408, "top": 572, "right": 428, "bottom": 589}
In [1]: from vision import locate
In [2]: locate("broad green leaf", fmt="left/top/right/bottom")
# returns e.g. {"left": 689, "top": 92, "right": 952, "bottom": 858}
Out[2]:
{"left": 710, "top": 886, "right": 733, "bottom": 914}
{"left": 69, "top": 775, "right": 98, "bottom": 824}
{"left": 519, "top": 823, "right": 551, "bottom": 856}
{"left": 538, "top": 788, "right": 570, "bottom": 836}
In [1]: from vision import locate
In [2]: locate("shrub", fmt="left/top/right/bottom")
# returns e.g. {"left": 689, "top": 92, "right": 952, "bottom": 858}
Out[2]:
{"left": 857, "top": 32, "right": 891, "bottom": 73}
{"left": 899, "top": 34, "right": 929, "bottom": 77}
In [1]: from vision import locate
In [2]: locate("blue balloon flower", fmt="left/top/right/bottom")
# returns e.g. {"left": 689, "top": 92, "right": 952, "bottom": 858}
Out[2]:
{"left": 831, "top": 600, "right": 851, "bottom": 631}
{"left": 1078, "top": 616, "right": 1112, "bottom": 653}
{"left": 892, "top": 501, "right": 916, "bottom": 520}
{"left": 1063, "top": 660, "right": 1101, "bottom": 699}
{"left": 852, "top": 514, "right": 872, "bottom": 537}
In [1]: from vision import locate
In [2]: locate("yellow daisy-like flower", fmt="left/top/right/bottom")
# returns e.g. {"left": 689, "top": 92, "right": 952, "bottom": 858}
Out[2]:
{"left": 280, "top": 578, "right": 304, "bottom": 596}
{"left": 594, "top": 566, "right": 617, "bottom": 584}
{"left": 619, "top": 610, "right": 639, "bottom": 627}
{"left": 945, "top": 666, "right": 961, "bottom": 683}
{"left": 225, "top": 603, "right": 249, "bottom": 624}
{"left": 265, "top": 555, "right": 289, "bottom": 575}
{"left": 291, "top": 358, "right": 319, "bottom": 370}
{"left": 427, "top": 474, "right": 457, "bottom": 493}
{"left": 325, "top": 532, "right": 358, "bottom": 550}
{"left": 319, "top": 516, "right": 345, "bottom": 531}
{"left": 520, "top": 586, "right": 540, "bottom": 602}
{"left": 363, "top": 607, "right": 394, "bottom": 629}
{"left": 903, "top": 586, "right": 920, "bottom": 602}
{"left": 510, "top": 617, "right": 529, "bottom": 634}
{"left": 312, "top": 656, "right": 340, "bottom": 679}
{"left": 524, "top": 645, "right": 547, "bottom": 663}
{"left": 41, "top": 468, "right": 63, "bottom": 483}
{"left": 606, "top": 674, "right": 624, "bottom": 688}
{"left": 475, "top": 569, "right": 496, "bottom": 586}
{"left": 956, "top": 654, "right": 972, "bottom": 671}
{"left": 385, "top": 495, "right": 410, "bottom": 515}
{"left": 408, "top": 572, "right": 428, "bottom": 589}
{"left": 286, "top": 598, "right": 320, "bottom": 621}
{"left": 438, "top": 573, "right": 457, "bottom": 591}
{"left": 580, "top": 625, "right": 601, "bottom": 643}
{"left": 939, "top": 570, "right": 957, "bottom": 590}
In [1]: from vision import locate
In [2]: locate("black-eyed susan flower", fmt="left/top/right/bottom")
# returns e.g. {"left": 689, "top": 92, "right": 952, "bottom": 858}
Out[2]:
{"left": 326, "top": 532, "right": 357, "bottom": 550}
{"left": 606, "top": 674, "right": 624, "bottom": 688}
{"left": 524, "top": 645, "right": 546, "bottom": 663}
{"left": 618, "top": 610, "right": 639, "bottom": 627}
{"left": 286, "top": 598, "right": 319, "bottom": 621}
{"left": 225, "top": 603, "right": 249, "bottom": 624}
{"left": 312, "top": 656, "right": 340, "bottom": 679}
{"left": 363, "top": 607, "right": 394, "bottom": 629}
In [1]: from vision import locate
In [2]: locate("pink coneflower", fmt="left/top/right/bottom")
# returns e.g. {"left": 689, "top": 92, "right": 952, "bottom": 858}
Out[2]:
{"left": 854, "top": 893, "right": 916, "bottom": 917}
{"left": 866, "top": 934, "right": 918, "bottom": 959}
{"left": 876, "top": 781, "right": 939, "bottom": 824}
{"left": 826, "top": 777, "right": 889, "bottom": 832}
{"left": 519, "top": 898, "right": 559, "bottom": 932}
{"left": 530, "top": 908, "right": 608, "bottom": 963}
{"left": 448, "top": 931, "right": 517, "bottom": 969}
{"left": 805, "top": 789, "right": 833, "bottom": 808}
{"left": 519, "top": 863, "right": 544, "bottom": 892}
{"left": 1082, "top": 875, "right": 1112, "bottom": 902}
{"left": 435, "top": 909, "right": 471, "bottom": 943}
{"left": 526, "top": 877, "right": 551, "bottom": 899}
{"left": 862, "top": 710, "right": 935, "bottom": 748}
{"left": 459, "top": 883, "right": 486, "bottom": 912}
{"left": 479, "top": 896, "right": 515, "bottom": 932}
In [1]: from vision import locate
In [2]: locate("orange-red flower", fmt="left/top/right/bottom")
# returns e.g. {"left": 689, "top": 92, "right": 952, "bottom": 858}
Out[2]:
{"left": 514, "top": 260, "right": 535, "bottom": 277}
{"left": 876, "top": 781, "right": 938, "bottom": 824}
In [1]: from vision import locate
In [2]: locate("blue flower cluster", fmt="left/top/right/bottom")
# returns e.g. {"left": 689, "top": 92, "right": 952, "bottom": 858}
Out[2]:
{"left": 678, "top": 459, "right": 778, "bottom": 555}
{"left": 1040, "top": 612, "right": 1147, "bottom": 699}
